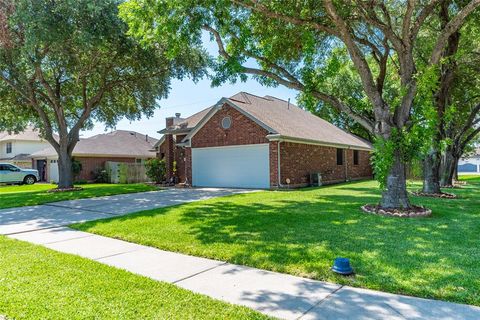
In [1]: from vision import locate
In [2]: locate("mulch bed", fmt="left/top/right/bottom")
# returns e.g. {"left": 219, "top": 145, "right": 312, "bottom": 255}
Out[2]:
{"left": 47, "top": 187, "right": 84, "bottom": 193}
{"left": 443, "top": 181, "right": 467, "bottom": 188}
{"left": 410, "top": 191, "right": 457, "bottom": 199}
{"left": 361, "top": 204, "right": 432, "bottom": 218}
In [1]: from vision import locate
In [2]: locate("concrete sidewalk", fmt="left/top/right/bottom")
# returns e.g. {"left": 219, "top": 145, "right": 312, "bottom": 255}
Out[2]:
{"left": 8, "top": 226, "right": 480, "bottom": 320}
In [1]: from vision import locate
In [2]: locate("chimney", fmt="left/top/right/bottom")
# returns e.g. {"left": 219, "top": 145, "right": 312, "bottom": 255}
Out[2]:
{"left": 166, "top": 117, "right": 174, "bottom": 128}
{"left": 287, "top": 98, "right": 290, "bottom": 110}
{"left": 175, "top": 113, "right": 181, "bottom": 118}
{"left": 146, "top": 134, "right": 148, "bottom": 142}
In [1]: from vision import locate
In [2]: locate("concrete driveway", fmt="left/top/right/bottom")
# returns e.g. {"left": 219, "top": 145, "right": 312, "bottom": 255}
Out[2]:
{"left": 0, "top": 188, "right": 250, "bottom": 235}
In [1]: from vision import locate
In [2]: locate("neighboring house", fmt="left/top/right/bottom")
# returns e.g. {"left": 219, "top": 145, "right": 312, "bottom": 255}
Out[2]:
{"left": 0, "top": 127, "right": 54, "bottom": 168}
{"left": 155, "top": 92, "right": 373, "bottom": 189}
{"left": 458, "top": 147, "right": 480, "bottom": 174}
{"left": 31, "top": 130, "right": 157, "bottom": 182}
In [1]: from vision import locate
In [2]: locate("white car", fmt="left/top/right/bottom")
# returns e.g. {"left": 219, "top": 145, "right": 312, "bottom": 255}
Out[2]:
{"left": 0, "top": 163, "right": 40, "bottom": 185}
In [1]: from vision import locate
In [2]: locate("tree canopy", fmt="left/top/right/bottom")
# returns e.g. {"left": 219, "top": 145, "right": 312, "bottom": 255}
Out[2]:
{"left": 0, "top": 0, "right": 207, "bottom": 188}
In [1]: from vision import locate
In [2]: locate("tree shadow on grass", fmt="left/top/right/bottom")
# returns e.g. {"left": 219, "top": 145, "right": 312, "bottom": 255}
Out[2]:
{"left": 172, "top": 192, "right": 480, "bottom": 305}
{"left": 77, "top": 180, "right": 480, "bottom": 305}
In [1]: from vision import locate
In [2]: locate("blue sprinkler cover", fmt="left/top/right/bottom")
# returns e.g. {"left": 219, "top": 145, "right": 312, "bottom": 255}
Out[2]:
{"left": 332, "top": 257, "right": 354, "bottom": 275}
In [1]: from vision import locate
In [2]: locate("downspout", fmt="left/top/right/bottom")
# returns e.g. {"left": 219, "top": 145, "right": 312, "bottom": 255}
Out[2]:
{"left": 277, "top": 140, "right": 286, "bottom": 188}
{"left": 345, "top": 147, "right": 350, "bottom": 182}
{"left": 344, "top": 148, "right": 347, "bottom": 182}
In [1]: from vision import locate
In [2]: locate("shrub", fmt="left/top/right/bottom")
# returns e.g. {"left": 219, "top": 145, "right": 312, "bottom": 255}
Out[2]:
{"left": 72, "top": 158, "right": 83, "bottom": 180}
{"left": 145, "top": 158, "right": 166, "bottom": 184}
{"left": 92, "top": 167, "right": 110, "bottom": 183}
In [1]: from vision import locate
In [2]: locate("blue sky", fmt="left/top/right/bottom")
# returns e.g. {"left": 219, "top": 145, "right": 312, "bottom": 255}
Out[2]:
{"left": 82, "top": 35, "right": 299, "bottom": 139}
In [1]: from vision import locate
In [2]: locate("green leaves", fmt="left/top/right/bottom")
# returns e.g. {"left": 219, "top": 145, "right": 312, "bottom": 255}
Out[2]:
{"left": 0, "top": 0, "right": 208, "bottom": 132}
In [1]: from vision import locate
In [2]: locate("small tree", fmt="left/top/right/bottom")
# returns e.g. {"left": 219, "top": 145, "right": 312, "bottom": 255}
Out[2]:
{"left": 145, "top": 158, "right": 166, "bottom": 184}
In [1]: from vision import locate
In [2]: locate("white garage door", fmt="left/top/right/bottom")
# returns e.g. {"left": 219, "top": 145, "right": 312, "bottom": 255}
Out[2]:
{"left": 192, "top": 144, "right": 270, "bottom": 189}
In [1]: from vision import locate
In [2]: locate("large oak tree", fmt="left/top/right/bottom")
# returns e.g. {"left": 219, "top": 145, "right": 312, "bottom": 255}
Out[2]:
{"left": 0, "top": 0, "right": 206, "bottom": 188}
{"left": 120, "top": 0, "right": 479, "bottom": 209}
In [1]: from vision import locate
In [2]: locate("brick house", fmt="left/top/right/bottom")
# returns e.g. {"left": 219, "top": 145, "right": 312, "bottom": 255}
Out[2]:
{"left": 31, "top": 130, "right": 157, "bottom": 182}
{"left": 155, "top": 92, "right": 373, "bottom": 189}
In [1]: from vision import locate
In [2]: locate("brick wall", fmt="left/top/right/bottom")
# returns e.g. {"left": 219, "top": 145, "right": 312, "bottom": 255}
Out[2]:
{"left": 276, "top": 142, "right": 372, "bottom": 187}
{"left": 190, "top": 104, "right": 269, "bottom": 148}
{"left": 346, "top": 149, "right": 373, "bottom": 180}
{"left": 75, "top": 156, "right": 136, "bottom": 181}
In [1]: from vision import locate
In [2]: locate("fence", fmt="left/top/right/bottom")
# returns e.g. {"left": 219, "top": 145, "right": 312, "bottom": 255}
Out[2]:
{"left": 105, "top": 161, "right": 150, "bottom": 184}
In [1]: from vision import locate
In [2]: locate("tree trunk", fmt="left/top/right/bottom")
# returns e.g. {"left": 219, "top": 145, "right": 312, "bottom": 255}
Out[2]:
{"left": 440, "top": 149, "right": 456, "bottom": 187}
{"left": 380, "top": 150, "right": 411, "bottom": 209}
{"left": 57, "top": 147, "right": 74, "bottom": 189}
{"left": 422, "top": 146, "right": 442, "bottom": 194}
{"left": 453, "top": 157, "right": 459, "bottom": 181}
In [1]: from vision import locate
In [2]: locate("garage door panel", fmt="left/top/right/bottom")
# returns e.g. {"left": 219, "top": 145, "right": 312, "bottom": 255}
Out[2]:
{"left": 192, "top": 144, "right": 270, "bottom": 189}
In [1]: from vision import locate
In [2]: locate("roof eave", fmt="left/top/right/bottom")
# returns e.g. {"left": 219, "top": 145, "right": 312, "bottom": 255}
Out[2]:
{"left": 157, "top": 128, "right": 192, "bottom": 135}
{"left": 266, "top": 134, "right": 372, "bottom": 151}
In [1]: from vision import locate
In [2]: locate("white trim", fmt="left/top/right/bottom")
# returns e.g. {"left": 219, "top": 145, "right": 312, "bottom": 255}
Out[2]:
{"left": 266, "top": 134, "right": 372, "bottom": 151}
{"left": 191, "top": 143, "right": 269, "bottom": 151}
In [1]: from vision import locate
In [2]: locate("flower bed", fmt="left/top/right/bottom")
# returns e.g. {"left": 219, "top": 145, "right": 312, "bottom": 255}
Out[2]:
{"left": 361, "top": 204, "right": 432, "bottom": 218}
{"left": 410, "top": 191, "right": 457, "bottom": 199}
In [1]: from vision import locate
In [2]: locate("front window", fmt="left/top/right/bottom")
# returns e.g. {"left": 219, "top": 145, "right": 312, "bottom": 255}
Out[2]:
{"left": 353, "top": 150, "right": 359, "bottom": 165}
{"left": 6, "top": 142, "right": 12, "bottom": 154}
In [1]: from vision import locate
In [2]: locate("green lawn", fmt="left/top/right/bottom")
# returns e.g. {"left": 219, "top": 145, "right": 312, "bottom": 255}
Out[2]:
{"left": 0, "top": 183, "right": 157, "bottom": 209}
{"left": 74, "top": 176, "right": 480, "bottom": 306}
{"left": 0, "top": 236, "right": 268, "bottom": 319}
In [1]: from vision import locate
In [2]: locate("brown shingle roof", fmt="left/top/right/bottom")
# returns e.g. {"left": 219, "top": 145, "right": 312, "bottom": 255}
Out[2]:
{"left": 226, "top": 92, "right": 371, "bottom": 149}
{"left": 174, "top": 107, "right": 214, "bottom": 129}
{"left": 31, "top": 130, "right": 158, "bottom": 158}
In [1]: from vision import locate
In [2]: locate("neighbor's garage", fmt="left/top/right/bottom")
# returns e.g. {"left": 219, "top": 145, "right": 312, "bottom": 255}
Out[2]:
{"left": 191, "top": 144, "right": 270, "bottom": 188}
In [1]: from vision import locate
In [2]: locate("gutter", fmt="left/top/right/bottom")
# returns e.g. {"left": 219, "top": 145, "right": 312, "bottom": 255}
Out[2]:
{"left": 266, "top": 134, "right": 372, "bottom": 152}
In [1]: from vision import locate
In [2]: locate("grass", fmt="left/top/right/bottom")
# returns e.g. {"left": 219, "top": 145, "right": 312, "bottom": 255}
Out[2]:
{"left": 73, "top": 176, "right": 480, "bottom": 306}
{"left": 0, "top": 236, "right": 268, "bottom": 319}
{"left": 0, "top": 183, "right": 157, "bottom": 209}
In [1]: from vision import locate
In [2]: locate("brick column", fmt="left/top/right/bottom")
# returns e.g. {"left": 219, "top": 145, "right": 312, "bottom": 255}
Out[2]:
{"left": 185, "top": 148, "right": 192, "bottom": 185}
{"left": 165, "top": 134, "right": 174, "bottom": 181}
{"left": 269, "top": 141, "right": 279, "bottom": 188}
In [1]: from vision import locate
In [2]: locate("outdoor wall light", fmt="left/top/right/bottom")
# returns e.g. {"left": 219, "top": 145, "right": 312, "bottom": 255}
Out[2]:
{"left": 331, "top": 257, "right": 354, "bottom": 275}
